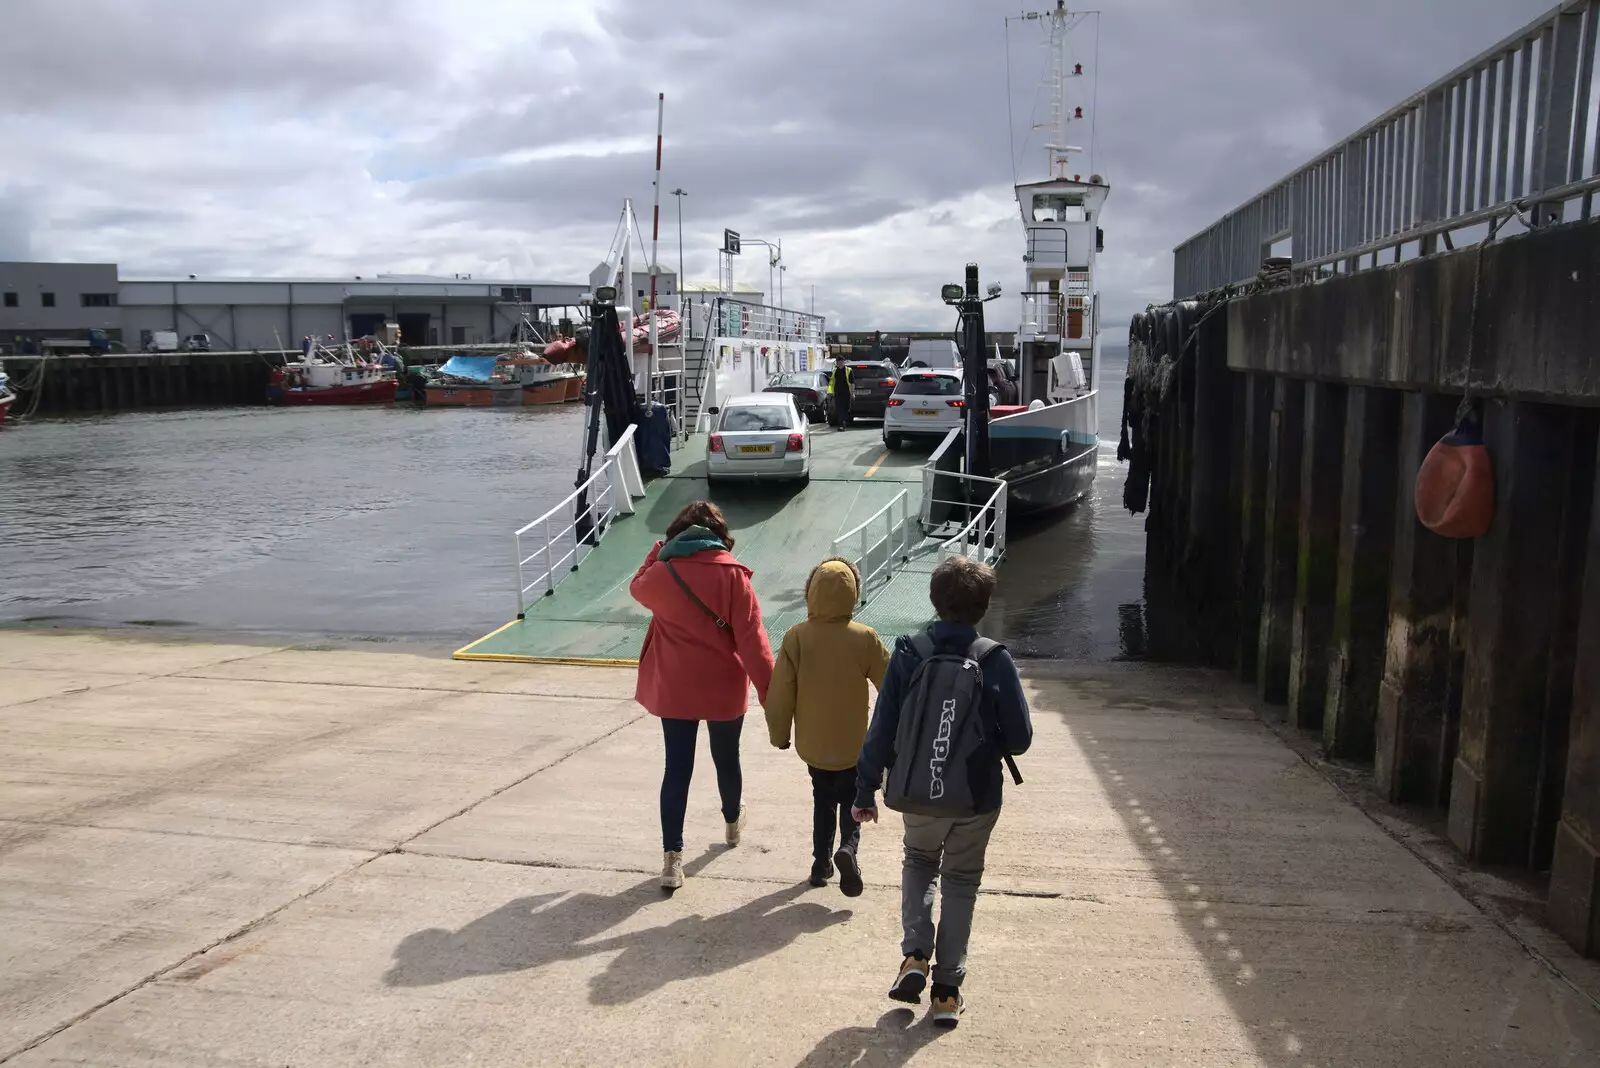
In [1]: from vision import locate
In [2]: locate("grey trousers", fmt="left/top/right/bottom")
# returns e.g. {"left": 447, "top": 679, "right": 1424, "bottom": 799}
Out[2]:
{"left": 900, "top": 808, "right": 1000, "bottom": 988}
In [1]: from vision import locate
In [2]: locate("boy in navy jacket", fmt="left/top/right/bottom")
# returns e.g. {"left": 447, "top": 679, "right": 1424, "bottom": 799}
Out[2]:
{"left": 853, "top": 556, "right": 1033, "bottom": 1028}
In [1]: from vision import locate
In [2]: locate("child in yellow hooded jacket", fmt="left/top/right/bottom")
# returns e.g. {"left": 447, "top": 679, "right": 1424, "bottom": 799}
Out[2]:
{"left": 765, "top": 557, "right": 892, "bottom": 895}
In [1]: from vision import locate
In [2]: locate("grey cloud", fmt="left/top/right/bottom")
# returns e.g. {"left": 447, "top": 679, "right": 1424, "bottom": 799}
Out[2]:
{"left": 1, "top": 0, "right": 1562, "bottom": 331}
{"left": 0, "top": 0, "right": 439, "bottom": 112}
{"left": 0, "top": 186, "right": 39, "bottom": 260}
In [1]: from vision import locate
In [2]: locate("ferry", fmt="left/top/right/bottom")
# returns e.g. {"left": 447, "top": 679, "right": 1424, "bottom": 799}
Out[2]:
{"left": 983, "top": 0, "right": 1106, "bottom": 515}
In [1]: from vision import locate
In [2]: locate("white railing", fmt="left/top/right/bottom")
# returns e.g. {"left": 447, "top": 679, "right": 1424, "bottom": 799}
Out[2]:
{"left": 936, "top": 477, "right": 1009, "bottom": 568}
{"left": 920, "top": 428, "right": 965, "bottom": 528}
{"left": 828, "top": 490, "right": 917, "bottom": 596}
{"left": 1174, "top": 1, "right": 1600, "bottom": 295}
{"left": 714, "top": 299, "right": 826, "bottom": 344}
{"left": 919, "top": 426, "right": 1008, "bottom": 566}
{"left": 513, "top": 424, "right": 644, "bottom": 615}
{"left": 688, "top": 335, "right": 718, "bottom": 436}
{"left": 606, "top": 422, "right": 646, "bottom": 504}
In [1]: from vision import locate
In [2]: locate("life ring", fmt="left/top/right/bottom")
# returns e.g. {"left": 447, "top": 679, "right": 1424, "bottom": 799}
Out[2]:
{"left": 1415, "top": 403, "right": 1494, "bottom": 539}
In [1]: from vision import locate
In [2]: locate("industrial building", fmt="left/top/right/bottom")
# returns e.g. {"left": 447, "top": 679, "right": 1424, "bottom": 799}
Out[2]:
{"left": 0, "top": 261, "right": 599, "bottom": 353}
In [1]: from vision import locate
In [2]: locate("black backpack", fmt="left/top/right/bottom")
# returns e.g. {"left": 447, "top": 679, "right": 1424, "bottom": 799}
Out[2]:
{"left": 883, "top": 632, "right": 1023, "bottom": 817}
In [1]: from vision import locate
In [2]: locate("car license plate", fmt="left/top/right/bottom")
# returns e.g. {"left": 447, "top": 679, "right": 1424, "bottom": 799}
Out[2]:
{"left": 738, "top": 444, "right": 773, "bottom": 454}
{"left": 853, "top": 387, "right": 871, "bottom": 396}
{"left": 913, "top": 408, "right": 938, "bottom": 416}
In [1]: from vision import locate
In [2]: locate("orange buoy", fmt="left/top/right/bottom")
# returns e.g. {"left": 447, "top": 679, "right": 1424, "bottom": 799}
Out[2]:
{"left": 1414, "top": 404, "right": 1494, "bottom": 539}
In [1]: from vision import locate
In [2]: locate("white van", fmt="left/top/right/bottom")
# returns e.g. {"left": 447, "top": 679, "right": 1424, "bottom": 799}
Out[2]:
{"left": 903, "top": 339, "right": 961, "bottom": 371}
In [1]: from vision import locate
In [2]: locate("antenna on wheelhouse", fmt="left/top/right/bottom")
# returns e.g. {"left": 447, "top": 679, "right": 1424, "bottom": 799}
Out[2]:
{"left": 1011, "top": 2, "right": 1096, "bottom": 182}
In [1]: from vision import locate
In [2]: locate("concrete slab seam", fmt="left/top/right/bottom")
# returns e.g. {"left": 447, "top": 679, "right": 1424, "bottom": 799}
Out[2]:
{"left": 384, "top": 711, "right": 648, "bottom": 851}
{"left": 398, "top": 846, "right": 1080, "bottom": 902}
{"left": 0, "top": 818, "right": 384, "bottom": 854}
{"left": 0, "top": 710, "right": 647, "bottom": 1062}
{"left": 0, "top": 642, "right": 297, "bottom": 713}
{"left": 0, "top": 848, "right": 383, "bottom": 1065}
{"left": 170, "top": 672, "right": 635, "bottom": 702}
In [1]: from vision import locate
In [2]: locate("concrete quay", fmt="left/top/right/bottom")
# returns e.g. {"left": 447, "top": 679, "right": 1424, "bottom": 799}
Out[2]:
{"left": 3, "top": 629, "right": 1599, "bottom": 1066}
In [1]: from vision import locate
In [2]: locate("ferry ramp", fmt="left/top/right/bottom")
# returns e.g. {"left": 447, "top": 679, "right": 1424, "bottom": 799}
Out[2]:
{"left": 455, "top": 425, "right": 944, "bottom": 665}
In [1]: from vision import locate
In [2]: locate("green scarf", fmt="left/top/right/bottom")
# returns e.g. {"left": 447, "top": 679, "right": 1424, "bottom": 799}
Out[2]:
{"left": 658, "top": 525, "right": 728, "bottom": 561}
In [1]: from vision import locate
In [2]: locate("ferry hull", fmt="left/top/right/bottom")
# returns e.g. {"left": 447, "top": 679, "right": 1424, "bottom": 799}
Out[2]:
{"left": 267, "top": 379, "right": 398, "bottom": 406}
{"left": 988, "top": 391, "right": 1098, "bottom": 514}
{"left": 0, "top": 394, "right": 13, "bottom": 426}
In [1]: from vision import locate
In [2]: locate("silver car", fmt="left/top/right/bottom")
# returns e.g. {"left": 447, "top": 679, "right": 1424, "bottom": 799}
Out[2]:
{"left": 706, "top": 393, "right": 812, "bottom": 483}
{"left": 882, "top": 370, "right": 964, "bottom": 450}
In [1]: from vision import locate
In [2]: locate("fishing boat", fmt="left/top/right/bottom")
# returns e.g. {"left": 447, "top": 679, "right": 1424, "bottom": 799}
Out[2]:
{"left": 411, "top": 351, "right": 584, "bottom": 407}
{"left": 983, "top": 1, "right": 1107, "bottom": 514}
{"left": 266, "top": 339, "right": 400, "bottom": 406}
{"left": 0, "top": 369, "right": 15, "bottom": 427}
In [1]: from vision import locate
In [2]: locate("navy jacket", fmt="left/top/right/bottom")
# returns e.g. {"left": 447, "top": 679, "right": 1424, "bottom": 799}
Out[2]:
{"left": 854, "top": 622, "right": 1034, "bottom": 814}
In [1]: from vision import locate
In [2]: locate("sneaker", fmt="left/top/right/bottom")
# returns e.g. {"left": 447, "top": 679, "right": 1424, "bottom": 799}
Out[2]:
{"left": 725, "top": 806, "right": 746, "bottom": 847}
{"left": 809, "top": 856, "right": 835, "bottom": 887}
{"left": 929, "top": 989, "right": 964, "bottom": 1029}
{"left": 834, "top": 847, "right": 863, "bottom": 898}
{"left": 888, "top": 955, "right": 929, "bottom": 1004}
{"left": 660, "top": 850, "right": 684, "bottom": 890}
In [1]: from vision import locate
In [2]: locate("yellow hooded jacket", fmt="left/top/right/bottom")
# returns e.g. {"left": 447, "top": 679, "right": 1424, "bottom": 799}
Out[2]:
{"left": 765, "top": 560, "right": 892, "bottom": 771}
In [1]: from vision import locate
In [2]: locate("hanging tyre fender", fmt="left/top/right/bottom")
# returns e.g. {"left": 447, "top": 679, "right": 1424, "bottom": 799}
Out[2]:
{"left": 1414, "top": 402, "right": 1494, "bottom": 539}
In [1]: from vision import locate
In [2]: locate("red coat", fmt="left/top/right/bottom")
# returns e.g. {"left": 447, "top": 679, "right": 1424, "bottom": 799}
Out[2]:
{"left": 630, "top": 541, "right": 774, "bottom": 720}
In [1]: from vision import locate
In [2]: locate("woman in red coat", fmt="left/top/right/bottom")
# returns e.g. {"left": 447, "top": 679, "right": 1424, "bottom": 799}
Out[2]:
{"left": 631, "top": 500, "right": 774, "bottom": 889}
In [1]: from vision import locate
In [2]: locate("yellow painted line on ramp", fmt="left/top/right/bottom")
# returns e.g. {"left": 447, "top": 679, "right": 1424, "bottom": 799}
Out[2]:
{"left": 454, "top": 652, "right": 639, "bottom": 668}
{"left": 864, "top": 451, "right": 888, "bottom": 477}
{"left": 452, "top": 618, "right": 520, "bottom": 659}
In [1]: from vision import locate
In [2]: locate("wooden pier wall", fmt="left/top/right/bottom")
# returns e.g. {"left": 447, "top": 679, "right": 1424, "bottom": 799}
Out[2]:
{"left": 1, "top": 351, "right": 289, "bottom": 415}
{"left": 1127, "top": 216, "right": 1600, "bottom": 959}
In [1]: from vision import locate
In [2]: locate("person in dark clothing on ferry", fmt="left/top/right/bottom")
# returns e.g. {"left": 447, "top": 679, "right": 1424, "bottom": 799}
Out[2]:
{"left": 829, "top": 356, "right": 854, "bottom": 428}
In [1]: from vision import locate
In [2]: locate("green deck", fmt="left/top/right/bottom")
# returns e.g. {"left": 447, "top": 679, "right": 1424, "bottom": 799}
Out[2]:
{"left": 455, "top": 425, "right": 944, "bottom": 665}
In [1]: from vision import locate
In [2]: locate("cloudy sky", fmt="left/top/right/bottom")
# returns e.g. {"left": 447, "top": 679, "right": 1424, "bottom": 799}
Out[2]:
{"left": 0, "top": 0, "right": 1555, "bottom": 329}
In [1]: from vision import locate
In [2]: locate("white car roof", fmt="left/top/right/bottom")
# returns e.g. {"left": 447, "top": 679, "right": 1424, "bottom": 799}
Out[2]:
{"left": 728, "top": 392, "right": 797, "bottom": 406}
{"left": 897, "top": 369, "right": 962, "bottom": 378}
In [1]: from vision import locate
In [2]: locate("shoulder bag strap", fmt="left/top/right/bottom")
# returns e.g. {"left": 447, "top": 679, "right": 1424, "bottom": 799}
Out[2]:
{"left": 964, "top": 637, "right": 1022, "bottom": 786}
{"left": 662, "top": 560, "right": 733, "bottom": 639}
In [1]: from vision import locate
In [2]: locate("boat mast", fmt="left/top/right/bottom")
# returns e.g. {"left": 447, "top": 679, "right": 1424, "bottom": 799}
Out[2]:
{"left": 646, "top": 93, "right": 664, "bottom": 408}
{"left": 1041, "top": 1, "right": 1084, "bottom": 181}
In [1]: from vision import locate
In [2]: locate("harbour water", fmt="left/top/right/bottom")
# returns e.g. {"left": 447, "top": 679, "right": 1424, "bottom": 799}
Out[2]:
{"left": 0, "top": 351, "right": 1143, "bottom": 658}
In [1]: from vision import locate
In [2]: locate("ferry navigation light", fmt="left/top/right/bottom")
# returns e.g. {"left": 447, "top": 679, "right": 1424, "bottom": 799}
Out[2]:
{"left": 1074, "top": 63, "right": 1083, "bottom": 75}
{"left": 941, "top": 283, "right": 965, "bottom": 305}
{"left": 986, "top": 283, "right": 1003, "bottom": 300}
{"left": 1074, "top": 107, "right": 1083, "bottom": 118}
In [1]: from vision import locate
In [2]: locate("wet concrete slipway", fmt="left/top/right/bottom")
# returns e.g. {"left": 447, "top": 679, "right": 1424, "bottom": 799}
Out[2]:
{"left": 4, "top": 630, "right": 1600, "bottom": 1066}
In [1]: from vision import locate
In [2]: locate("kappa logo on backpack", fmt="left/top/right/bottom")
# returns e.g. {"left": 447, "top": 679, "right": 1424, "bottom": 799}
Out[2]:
{"left": 884, "top": 632, "right": 1023, "bottom": 817}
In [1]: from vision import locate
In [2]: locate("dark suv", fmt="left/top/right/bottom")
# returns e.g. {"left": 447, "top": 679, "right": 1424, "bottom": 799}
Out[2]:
{"left": 831, "top": 359, "right": 899, "bottom": 418}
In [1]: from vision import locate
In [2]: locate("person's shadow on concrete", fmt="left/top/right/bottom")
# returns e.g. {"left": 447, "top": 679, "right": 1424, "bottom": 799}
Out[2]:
{"left": 793, "top": 1008, "right": 943, "bottom": 1067}
{"left": 585, "top": 880, "right": 851, "bottom": 1005}
{"left": 383, "top": 851, "right": 721, "bottom": 989}
{"left": 383, "top": 852, "right": 851, "bottom": 1007}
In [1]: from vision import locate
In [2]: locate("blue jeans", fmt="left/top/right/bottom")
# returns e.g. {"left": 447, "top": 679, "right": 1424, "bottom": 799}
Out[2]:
{"left": 660, "top": 715, "right": 744, "bottom": 853}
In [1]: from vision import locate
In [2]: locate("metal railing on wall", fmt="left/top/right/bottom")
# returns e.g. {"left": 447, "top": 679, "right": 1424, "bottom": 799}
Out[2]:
{"left": 1174, "top": 0, "right": 1600, "bottom": 296}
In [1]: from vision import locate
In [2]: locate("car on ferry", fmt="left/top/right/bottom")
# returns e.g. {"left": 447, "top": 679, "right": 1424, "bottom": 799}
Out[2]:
{"left": 706, "top": 393, "right": 811, "bottom": 483}
{"left": 834, "top": 358, "right": 898, "bottom": 418}
{"left": 903, "top": 338, "right": 962, "bottom": 371}
{"left": 882, "top": 369, "right": 964, "bottom": 450}
{"left": 763, "top": 370, "right": 829, "bottom": 422}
